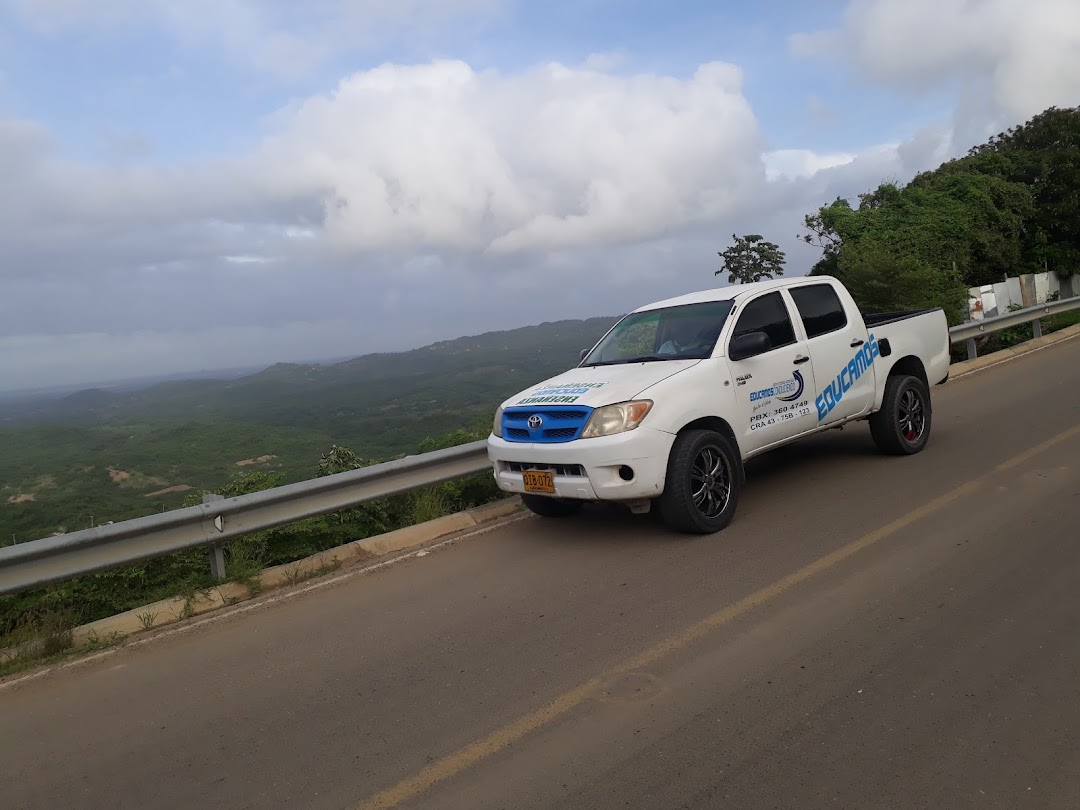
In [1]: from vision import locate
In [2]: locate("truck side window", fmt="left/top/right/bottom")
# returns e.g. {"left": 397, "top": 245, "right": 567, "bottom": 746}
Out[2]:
{"left": 730, "top": 292, "right": 796, "bottom": 352}
{"left": 789, "top": 284, "right": 848, "bottom": 338}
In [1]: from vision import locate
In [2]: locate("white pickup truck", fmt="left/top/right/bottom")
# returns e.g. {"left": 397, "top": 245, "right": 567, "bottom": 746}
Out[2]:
{"left": 487, "top": 275, "right": 952, "bottom": 534}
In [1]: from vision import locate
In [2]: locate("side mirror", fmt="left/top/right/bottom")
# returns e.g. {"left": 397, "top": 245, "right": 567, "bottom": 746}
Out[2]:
{"left": 729, "top": 331, "right": 771, "bottom": 362}
{"left": 579, "top": 348, "right": 590, "bottom": 362}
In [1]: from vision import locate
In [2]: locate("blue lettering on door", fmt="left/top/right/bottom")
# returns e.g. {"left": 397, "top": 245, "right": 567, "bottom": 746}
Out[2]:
{"left": 815, "top": 334, "right": 879, "bottom": 420}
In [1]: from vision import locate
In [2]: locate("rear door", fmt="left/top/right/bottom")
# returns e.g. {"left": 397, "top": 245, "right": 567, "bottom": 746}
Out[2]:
{"left": 787, "top": 281, "right": 877, "bottom": 427}
{"left": 726, "top": 290, "right": 817, "bottom": 456}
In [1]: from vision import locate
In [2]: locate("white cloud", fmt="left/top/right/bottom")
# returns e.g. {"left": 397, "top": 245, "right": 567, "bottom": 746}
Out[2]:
{"left": 0, "top": 54, "right": 968, "bottom": 391}
{"left": 764, "top": 149, "right": 856, "bottom": 182}
{"left": 791, "top": 0, "right": 1080, "bottom": 123}
{"left": 255, "top": 59, "right": 765, "bottom": 255}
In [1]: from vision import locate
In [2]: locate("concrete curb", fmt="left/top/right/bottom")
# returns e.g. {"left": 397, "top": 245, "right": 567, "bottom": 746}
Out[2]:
{"left": 7, "top": 497, "right": 524, "bottom": 660}
{"left": 948, "top": 322, "right": 1080, "bottom": 378}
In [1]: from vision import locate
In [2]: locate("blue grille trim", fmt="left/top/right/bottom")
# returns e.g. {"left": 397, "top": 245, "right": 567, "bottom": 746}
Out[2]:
{"left": 501, "top": 405, "right": 594, "bottom": 443}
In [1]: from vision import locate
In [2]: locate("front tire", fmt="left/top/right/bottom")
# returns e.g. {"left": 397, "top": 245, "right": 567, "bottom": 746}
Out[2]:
{"left": 869, "top": 374, "right": 932, "bottom": 455}
{"left": 658, "top": 429, "right": 741, "bottom": 534}
{"left": 521, "top": 494, "right": 583, "bottom": 518}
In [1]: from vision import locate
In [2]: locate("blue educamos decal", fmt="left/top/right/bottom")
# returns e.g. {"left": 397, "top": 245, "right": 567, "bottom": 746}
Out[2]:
{"left": 776, "top": 370, "right": 805, "bottom": 402}
{"left": 749, "top": 370, "right": 804, "bottom": 403}
{"left": 816, "top": 333, "right": 880, "bottom": 420}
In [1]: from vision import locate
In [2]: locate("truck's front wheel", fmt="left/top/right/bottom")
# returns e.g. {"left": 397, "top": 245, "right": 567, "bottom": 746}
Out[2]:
{"left": 658, "top": 429, "right": 740, "bottom": 534}
{"left": 869, "top": 373, "right": 932, "bottom": 455}
{"left": 521, "top": 494, "right": 583, "bottom": 519}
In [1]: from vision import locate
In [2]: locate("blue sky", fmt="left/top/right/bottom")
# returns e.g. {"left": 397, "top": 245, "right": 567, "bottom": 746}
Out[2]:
{"left": 0, "top": 0, "right": 1077, "bottom": 390}
{"left": 0, "top": 0, "right": 951, "bottom": 160}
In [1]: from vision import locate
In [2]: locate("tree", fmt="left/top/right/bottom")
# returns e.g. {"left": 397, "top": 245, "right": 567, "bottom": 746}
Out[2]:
{"left": 835, "top": 244, "right": 968, "bottom": 326}
{"left": 716, "top": 234, "right": 786, "bottom": 284}
{"left": 967, "top": 105, "right": 1080, "bottom": 276}
{"left": 799, "top": 184, "right": 902, "bottom": 274}
{"left": 317, "top": 444, "right": 367, "bottom": 477}
{"left": 798, "top": 165, "right": 1033, "bottom": 321}
{"left": 316, "top": 445, "right": 389, "bottom": 533}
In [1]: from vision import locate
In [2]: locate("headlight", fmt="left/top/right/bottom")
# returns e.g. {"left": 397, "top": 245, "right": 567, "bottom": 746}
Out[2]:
{"left": 492, "top": 406, "right": 504, "bottom": 438}
{"left": 580, "top": 400, "right": 653, "bottom": 439}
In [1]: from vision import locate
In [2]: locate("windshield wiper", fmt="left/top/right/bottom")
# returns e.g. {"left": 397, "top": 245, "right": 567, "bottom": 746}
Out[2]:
{"left": 583, "top": 355, "right": 671, "bottom": 367}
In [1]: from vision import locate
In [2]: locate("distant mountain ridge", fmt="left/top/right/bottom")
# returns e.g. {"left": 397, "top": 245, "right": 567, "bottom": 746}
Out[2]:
{"left": 0, "top": 316, "right": 621, "bottom": 428}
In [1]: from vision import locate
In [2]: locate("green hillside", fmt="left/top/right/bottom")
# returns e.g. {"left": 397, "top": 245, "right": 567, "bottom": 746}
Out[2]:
{"left": 0, "top": 316, "right": 619, "bottom": 544}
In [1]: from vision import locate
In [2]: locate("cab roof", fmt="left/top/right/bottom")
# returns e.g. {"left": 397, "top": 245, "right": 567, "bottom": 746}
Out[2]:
{"left": 632, "top": 275, "right": 836, "bottom": 313}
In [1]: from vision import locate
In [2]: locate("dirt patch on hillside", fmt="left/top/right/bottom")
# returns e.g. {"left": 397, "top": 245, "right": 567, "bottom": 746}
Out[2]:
{"left": 144, "top": 485, "right": 193, "bottom": 498}
{"left": 235, "top": 454, "right": 278, "bottom": 467}
{"left": 6, "top": 494, "right": 35, "bottom": 504}
{"left": 106, "top": 467, "right": 167, "bottom": 488}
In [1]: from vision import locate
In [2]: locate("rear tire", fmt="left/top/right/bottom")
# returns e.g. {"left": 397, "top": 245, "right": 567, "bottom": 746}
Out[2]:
{"left": 869, "top": 374, "right": 932, "bottom": 455}
{"left": 658, "top": 429, "right": 740, "bottom": 534}
{"left": 521, "top": 494, "right": 583, "bottom": 518}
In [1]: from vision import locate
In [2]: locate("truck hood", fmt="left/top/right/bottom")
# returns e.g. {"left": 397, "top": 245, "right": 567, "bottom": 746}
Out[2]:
{"left": 501, "top": 360, "right": 700, "bottom": 410}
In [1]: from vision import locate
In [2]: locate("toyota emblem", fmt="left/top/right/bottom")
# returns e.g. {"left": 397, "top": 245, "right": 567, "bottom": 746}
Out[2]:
{"left": 527, "top": 414, "right": 543, "bottom": 430}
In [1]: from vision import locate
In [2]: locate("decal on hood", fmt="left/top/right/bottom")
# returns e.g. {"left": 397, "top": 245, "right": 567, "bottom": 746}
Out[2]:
{"left": 503, "top": 359, "right": 701, "bottom": 410}
{"left": 516, "top": 381, "right": 607, "bottom": 405}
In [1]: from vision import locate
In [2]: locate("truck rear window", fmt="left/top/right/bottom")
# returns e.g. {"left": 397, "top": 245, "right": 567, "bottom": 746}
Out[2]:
{"left": 789, "top": 284, "right": 848, "bottom": 338}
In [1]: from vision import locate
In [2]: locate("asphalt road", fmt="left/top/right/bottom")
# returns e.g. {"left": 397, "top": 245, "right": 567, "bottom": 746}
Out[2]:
{"left": 3, "top": 337, "right": 1079, "bottom": 810}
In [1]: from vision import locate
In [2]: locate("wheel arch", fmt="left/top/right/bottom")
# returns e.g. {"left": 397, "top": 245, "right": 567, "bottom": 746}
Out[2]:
{"left": 885, "top": 354, "right": 928, "bottom": 387}
{"left": 875, "top": 354, "right": 928, "bottom": 412}
{"left": 675, "top": 416, "right": 745, "bottom": 484}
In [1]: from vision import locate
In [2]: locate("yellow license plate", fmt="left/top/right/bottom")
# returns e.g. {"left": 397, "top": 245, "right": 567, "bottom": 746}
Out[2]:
{"left": 522, "top": 469, "right": 555, "bottom": 494}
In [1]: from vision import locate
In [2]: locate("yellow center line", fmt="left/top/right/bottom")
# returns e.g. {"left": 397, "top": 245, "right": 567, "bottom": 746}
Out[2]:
{"left": 355, "top": 423, "right": 1080, "bottom": 810}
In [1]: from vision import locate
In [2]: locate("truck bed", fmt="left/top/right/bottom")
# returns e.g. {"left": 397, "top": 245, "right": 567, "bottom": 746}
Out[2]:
{"left": 861, "top": 307, "right": 952, "bottom": 389}
{"left": 862, "top": 308, "right": 943, "bottom": 328}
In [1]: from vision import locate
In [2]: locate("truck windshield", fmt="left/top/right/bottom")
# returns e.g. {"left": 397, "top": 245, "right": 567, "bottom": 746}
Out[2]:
{"left": 582, "top": 300, "right": 735, "bottom": 366}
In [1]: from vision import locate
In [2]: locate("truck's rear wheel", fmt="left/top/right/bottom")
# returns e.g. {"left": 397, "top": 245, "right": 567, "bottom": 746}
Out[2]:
{"left": 869, "top": 374, "right": 932, "bottom": 455}
{"left": 658, "top": 429, "right": 740, "bottom": 534}
{"left": 521, "top": 494, "right": 583, "bottom": 518}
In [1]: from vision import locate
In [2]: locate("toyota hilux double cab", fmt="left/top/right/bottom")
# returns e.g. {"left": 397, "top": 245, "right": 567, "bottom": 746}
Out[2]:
{"left": 487, "top": 275, "right": 951, "bottom": 534}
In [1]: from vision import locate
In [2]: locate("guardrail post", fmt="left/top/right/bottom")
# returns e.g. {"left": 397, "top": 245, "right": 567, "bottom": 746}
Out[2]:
{"left": 1032, "top": 318, "right": 1043, "bottom": 339}
{"left": 203, "top": 493, "right": 227, "bottom": 582}
{"left": 965, "top": 337, "right": 977, "bottom": 360}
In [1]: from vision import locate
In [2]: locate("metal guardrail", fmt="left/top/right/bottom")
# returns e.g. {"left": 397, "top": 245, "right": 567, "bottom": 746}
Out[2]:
{"left": 1, "top": 296, "right": 1078, "bottom": 597}
{"left": 0, "top": 441, "right": 489, "bottom": 596}
{"left": 950, "top": 297, "right": 1080, "bottom": 359}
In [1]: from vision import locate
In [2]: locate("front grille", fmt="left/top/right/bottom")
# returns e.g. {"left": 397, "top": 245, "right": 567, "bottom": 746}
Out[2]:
{"left": 545, "top": 427, "right": 577, "bottom": 439}
{"left": 501, "top": 406, "right": 594, "bottom": 443}
{"left": 506, "top": 461, "right": 586, "bottom": 477}
{"left": 540, "top": 410, "right": 589, "bottom": 420}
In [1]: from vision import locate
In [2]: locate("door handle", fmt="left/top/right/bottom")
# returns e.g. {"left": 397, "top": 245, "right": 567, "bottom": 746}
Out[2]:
{"left": 793, "top": 355, "right": 810, "bottom": 365}
{"left": 850, "top": 339, "right": 865, "bottom": 347}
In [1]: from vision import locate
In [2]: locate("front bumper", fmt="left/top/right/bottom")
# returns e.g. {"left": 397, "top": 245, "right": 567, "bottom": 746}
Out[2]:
{"left": 487, "top": 427, "right": 676, "bottom": 502}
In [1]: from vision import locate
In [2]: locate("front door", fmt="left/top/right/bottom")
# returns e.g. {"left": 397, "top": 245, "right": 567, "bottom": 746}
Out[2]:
{"left": 727, "top": 290, "right": 818, "bottom": 456}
